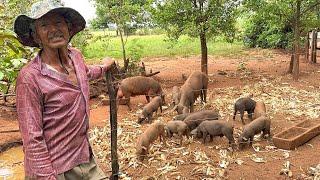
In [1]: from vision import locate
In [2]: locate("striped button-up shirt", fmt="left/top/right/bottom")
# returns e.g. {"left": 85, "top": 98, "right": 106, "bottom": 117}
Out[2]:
{"left": 16, "top": 48, "right": 103, "bottom": 179}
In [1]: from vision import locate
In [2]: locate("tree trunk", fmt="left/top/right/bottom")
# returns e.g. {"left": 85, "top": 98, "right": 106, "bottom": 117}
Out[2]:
{"left": 119, "top": 28, "right": 128, "bottom": 72}
{"left": 292, "top": 0, "right": 301, "bottom": 81}
{"left": 3, "top": 83, "right": 10, "bottom": 102}
{"left": 200, "top": 31, "right": 208, "bottom": 75}
{"left": 287, "top": 54, "right": 294, "bottom": 74}
{"left": 311, "top": 30, "right": 317, "bottom": 63}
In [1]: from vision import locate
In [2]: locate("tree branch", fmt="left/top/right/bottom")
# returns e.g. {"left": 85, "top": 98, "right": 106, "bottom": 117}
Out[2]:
{"left": 301, "top": 1, "right": 320, "bottom": 14}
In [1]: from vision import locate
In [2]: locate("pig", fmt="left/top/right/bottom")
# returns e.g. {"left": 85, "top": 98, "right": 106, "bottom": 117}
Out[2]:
{"left": 117, "top": 76, "right": 165, "bottom": 110}
{"left": 233, "top": 97, "right": 256, "bottom": 124}
{"left": 138, "top": 96, "right": 163, "bottom": 124}
{"left": 173, "top": 113, "right": 190, "bottom": 121}
{"left": 173, "top": 71, "right": 209, "bottom": 114}
{"left": 184, "top": 110, "right": 220, "bottom": 131}
{"left": 184, "top": 110, "right": 219, "bottom": 122}
{"left": 172, "top": 86, "right": 181, "bottom": 106}
{"left": 136, "top": 121, "right": 166, "bottom": 161}
{"left": 196, "top": 120, "right": 235, "bottom": 146}
{"left": 164, "top": 121, "right": 190, "bottom": 145}
{"left": 253, "top": 101, "right": 266, "bottom": 119}
{"left": 184, "top": 71, "right": 209, "bottom": 103}
{"left": 238, "top": 115, "right": 271, "bottom": 149}
{"left": 176, "top": 85, "right": 197, "bottom": 114}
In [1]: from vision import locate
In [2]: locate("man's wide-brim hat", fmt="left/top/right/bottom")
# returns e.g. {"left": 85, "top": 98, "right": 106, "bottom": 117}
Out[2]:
{"left": 14, "top": 0, "right": 86, "bottom": 47}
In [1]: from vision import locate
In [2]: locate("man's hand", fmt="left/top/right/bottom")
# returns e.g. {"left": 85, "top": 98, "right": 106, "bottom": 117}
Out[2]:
{"left": 102, "top": 57, "right": 116, "bottom": 72}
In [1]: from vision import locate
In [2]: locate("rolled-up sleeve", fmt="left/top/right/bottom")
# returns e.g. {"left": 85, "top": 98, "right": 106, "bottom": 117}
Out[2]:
{"left": 16, "top": 79, "right": 56, "bottom": 179}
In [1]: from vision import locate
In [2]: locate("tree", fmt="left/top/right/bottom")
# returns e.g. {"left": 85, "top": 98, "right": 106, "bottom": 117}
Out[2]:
{"left": 242, "top": 0, "right": 320, "bottom": 80}
{"left": 149, "top": 0, "right": 238, "bottom": 74}
{"left": 0, "top": 0, "right": 38, "bottom": 101}
{"left": 92, "top": 0, "right": 150, "bottom": 72}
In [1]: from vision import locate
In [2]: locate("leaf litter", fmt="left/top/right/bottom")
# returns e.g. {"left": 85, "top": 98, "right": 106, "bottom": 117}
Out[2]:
{"left": 89, "top": 76, "right": 320, "bottom": 178}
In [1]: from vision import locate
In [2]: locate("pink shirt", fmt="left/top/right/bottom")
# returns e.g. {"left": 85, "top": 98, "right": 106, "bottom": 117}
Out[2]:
{"left": 16, "top": 48, "right": 103, "bottom": 179}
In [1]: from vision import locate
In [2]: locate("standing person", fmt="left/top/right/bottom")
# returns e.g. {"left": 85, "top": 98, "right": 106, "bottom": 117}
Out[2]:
{"left": 14, "top": 1, "right": 113, "bottom": 179}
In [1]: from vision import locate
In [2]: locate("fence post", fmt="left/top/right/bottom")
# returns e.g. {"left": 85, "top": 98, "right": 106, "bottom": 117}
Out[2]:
{"left": 311, "top": 30, "right": 317, "bottom": 63}
{"left": 305, "top": 32, "right": 309, "bottom": 61}
{"left": 105, "top": 68, "right": 119, "bottom": 180}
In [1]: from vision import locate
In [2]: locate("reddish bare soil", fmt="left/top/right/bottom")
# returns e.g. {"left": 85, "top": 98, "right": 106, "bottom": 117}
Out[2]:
{"left": 1, "top": 48, "right": 320, "bottom": 179}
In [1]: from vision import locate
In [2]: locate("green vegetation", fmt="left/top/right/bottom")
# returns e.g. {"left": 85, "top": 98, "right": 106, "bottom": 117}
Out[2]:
{"left": 83, "top": 32, "right": 244, "bottom": 62}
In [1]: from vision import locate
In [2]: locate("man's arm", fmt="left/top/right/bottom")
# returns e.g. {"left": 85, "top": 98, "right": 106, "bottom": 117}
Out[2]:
{"left": 16, "top": 80, "right": 56, "bottom": 180}
{"left": 85, "top": 58, "right": 115, "bottom": 80}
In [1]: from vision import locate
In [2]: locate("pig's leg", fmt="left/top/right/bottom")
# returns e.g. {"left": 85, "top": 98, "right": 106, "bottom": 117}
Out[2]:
{"left": 209, "top": 135, "right": 214, "bottom": 142}
{"left": 225, "top": 133, "right": 235, "bottom": 146}
{"left": 249, "top": 136, "right": 254, "bottom": 145}
{"left": 240, "top": 110, "right": 245, "bottom": 124}
{"left": 124, "top": 95, "right": 132, "bottom": 111}
{"left": 178, "top": 131, "right": 183, "bottom": 145}
{"left": 247, "top": 110, "right": 254, "bottom": 121}
{"left": 160, "top": 105, "right": 163, "bottom": 113}
{"left": 146, "top": 95, "right": 150, "bottom": 103}
{"left": 204, "top": 88, "right": 207, "bottom": 103}
{"left": 202, "top": 131, "right": 208, "bottom": 144}
{"left": 190, "top": 103, "right": 194, "bottom": 113}
{"left": 147, "top": 114, "right": 153, "bottom": 123}
{"left": 233, "top": 106, "right": 237, "bottom": 120}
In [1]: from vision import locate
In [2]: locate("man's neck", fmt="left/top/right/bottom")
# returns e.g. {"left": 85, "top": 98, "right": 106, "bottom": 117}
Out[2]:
{"left": 41, "top": 46, "right": 69, "bottom": 66}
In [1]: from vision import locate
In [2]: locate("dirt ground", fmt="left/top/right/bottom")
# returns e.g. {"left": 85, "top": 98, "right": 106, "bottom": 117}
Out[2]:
{"left": 1, "top": 48, "right": 320, "bottom": 179}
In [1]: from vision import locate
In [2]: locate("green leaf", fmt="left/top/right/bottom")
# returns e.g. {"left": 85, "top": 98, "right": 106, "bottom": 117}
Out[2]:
{"left": 11, "top": 58, "right": 26, "bottom": 68}
{"left": 0, "top": 71, "right": 4, "bottom": 80}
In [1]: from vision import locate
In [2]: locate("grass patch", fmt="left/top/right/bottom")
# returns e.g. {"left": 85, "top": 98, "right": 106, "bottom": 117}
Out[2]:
{"left": 83, "top": 32, "right": 245, "bottom": 62}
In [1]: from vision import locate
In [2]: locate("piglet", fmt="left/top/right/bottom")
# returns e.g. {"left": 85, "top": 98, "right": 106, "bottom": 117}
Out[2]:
{"left": 165, "top": 121, "right": 189, "bottom": 145}
{"left": 136, "top": 121, "right": 166, "bottom": 161}
{"left": 253, "top": 101, "right": 266, "bottom": 119}
{"left": 196, "top": 120, "right": 235, "bottom": 147}
{"left": 172, "top": 86, "right": 181, "bottom": 106}
{"left": 238, "top": 115, "right": 271, "bottom": 149}
{"left": 138, "top": 96, "right": 163, "bottom": 124}
{"left": 233, "top": 97, "right": 256, "bottom": 124}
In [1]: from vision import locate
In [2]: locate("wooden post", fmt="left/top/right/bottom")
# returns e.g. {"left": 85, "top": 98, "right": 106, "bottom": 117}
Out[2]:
{"left": 105, "top": 68, "right": 119, "bottom": 180}
{"left": 305, "top": 32, "right": 309, "bottom": 62}
{"left": 311, "top": 30, "right": 317, "bottom": 63}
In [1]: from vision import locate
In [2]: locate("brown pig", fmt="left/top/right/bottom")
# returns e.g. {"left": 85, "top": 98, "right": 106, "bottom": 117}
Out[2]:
{"left": 138, "top": 96, "right": 163, "bottom": 124}
{"left": 117, "top": 76, "right": 165, "bottom": 110}
{"left": 196, "top": 120, "right": 235, "bottom": 146}
{"left": 238, "top": 115, "right": 271, "bottom": 149}
{"left": 173, "top": 71, "right": 208, "bottom": 114}
{"left": 136, "top": 121, "right": 166, "bottom": 161}
{"left": 253, "top": 101, "right": 266, "bottom": 119}
{"left": 164, "top": 121, "right": 190, "bottom": 145}
{"left": 233, "top": 97, "right": 256, "bottom": 124}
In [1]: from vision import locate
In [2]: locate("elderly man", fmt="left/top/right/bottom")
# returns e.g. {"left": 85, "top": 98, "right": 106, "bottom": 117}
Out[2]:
{"left": 14, "top": 1, "right": 112, "bottom": 179}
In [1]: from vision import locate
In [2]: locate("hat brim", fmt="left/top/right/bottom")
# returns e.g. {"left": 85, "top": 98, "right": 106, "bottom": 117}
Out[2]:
{"left": 14, "top": 7, "right": 86, "bottom": 47}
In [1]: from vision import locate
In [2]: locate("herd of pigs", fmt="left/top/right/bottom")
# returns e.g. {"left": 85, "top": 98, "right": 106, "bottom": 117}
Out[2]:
{"left": 116, "top": 71, "right": 271, "bottom": 161}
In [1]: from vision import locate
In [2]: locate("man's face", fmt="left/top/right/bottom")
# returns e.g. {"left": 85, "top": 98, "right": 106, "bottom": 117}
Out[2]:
{"left": 34, "top": 12, "right": 70, "bottom": 49}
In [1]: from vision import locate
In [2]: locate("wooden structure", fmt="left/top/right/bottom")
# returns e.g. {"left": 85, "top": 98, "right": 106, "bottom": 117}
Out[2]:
{"left": 273, "top": 119, "right": 320, "bottom": 150}
{"left": 306, "top": 30, "right": 319, "bottom": 63}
